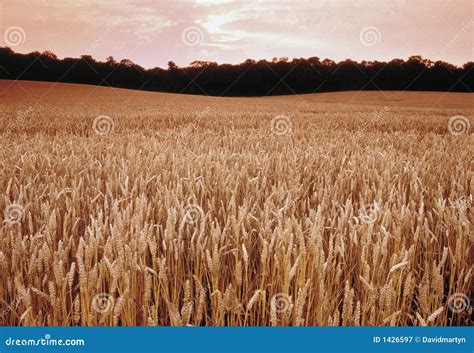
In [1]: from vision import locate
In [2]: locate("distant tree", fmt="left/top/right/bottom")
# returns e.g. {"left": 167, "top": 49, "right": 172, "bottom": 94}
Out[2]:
{"left": 322, "top": 59, "right": 336, "bottom": 66}
{"left": 167, "top": 61, "right": 178, "bottom": 70}
{"left": 307, "top": 56, "right": 321, "bottom": 65}
{"left": 189, "top": 60, "right": 218, "bottom": 68}
{"left": 80, "top": 55, "right": 96, "bottom": 63}
{"left": 106, "top": 56, "right": 116, "bottom": 65}
{"left": 41, "top": 50, "right": 57, "bottom": 59}
{"left": 0, "top": 48, "right": 471, "bottom": 96}
{"left": 0, "top": 46, "right": 14, "bottom": 54}
{"left": 120, "top": 59, "right": 135, "bottom": 67}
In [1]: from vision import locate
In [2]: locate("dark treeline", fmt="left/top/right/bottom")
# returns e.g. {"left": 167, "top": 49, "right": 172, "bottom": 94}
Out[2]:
{"left": 0, "top": 47, "right": 472, "bottom": 96}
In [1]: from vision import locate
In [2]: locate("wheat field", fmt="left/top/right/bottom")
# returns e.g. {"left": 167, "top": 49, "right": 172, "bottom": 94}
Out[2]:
{"left": 0, "top": 80, "right": 472, "bottom": 326}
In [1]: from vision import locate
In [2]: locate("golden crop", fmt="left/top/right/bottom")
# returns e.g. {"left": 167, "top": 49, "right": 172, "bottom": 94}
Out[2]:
{"left": 0, "top": 81, "right": 472, "bottom": 326}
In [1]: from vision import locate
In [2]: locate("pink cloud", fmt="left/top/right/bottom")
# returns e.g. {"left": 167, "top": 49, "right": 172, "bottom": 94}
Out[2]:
{"left": 1, "top": 0, "right": 472, "bottom": 69}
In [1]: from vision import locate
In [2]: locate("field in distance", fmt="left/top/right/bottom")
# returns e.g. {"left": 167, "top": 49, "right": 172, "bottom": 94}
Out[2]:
{"left": 0, "top": 80, "right": 472, "bottom": 326}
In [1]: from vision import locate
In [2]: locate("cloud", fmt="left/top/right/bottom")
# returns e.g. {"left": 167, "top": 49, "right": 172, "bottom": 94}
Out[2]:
{"left": 1, "top": 0, "right": 471, "bottom": 68}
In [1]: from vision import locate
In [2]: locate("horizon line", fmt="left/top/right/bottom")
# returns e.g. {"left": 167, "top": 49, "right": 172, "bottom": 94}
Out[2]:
{"left": 1, "top": 46, "right": 472, "bottom": 71}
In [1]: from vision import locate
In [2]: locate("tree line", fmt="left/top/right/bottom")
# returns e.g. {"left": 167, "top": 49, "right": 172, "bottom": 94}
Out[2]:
{"left": 0, "top": 47, "right": 472, "bottom": 96}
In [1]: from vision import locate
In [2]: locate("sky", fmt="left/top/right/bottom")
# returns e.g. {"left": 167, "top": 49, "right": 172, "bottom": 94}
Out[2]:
{"left": 1, "top": 0, "right": 472, "bottom": 69}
